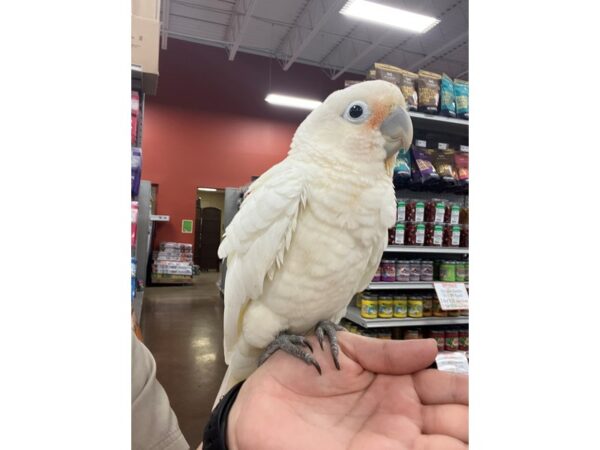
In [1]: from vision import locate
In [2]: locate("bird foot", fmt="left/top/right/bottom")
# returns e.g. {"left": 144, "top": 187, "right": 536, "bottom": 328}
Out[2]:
{"left": 258, "top": 332, "right": 322, "bottom": 375}
{"left": 315, "top": 320, "right": 345, "bottom": 370}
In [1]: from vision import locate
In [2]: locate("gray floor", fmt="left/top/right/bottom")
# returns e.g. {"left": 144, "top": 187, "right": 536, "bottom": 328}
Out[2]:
{"left": 141, "top": 272, "right": 227, "bottom": 449}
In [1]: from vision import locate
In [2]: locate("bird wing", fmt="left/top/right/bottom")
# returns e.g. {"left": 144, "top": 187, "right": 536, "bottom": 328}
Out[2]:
{"left": 218, "top": 160, "right": 307, "bottom": 364}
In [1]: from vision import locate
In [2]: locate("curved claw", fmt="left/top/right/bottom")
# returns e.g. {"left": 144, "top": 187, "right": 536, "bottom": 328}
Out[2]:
{"left": 315, "top": 327, "right": 325, "bottom": 351}
{"left": 315, "top": 320, "right": 343, "bottom": 371}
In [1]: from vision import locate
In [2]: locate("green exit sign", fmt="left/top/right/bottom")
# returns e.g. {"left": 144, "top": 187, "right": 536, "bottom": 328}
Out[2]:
{"left": 181, "top": 219, "right": 193, "bottom": 234}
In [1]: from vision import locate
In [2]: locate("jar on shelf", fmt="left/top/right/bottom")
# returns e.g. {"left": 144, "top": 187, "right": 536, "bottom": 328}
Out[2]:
{"left": 439, "top": 261, "right": 457, "bottom": 282}
{"left": 381, "top": 260, "right": 396, "bottom": 282}
{"left": 414, "top": 200, "right": 426, "bottom": 223}
{"left": 433, "top": 297, "right": 448, "bottom": 317}
{"left": 460, "top": 224, "right": 469, "bottom": 248}
{"left": 378, "top": 295, "right": 394, "bottom": 318}
{"left": 420, "top": 260, "right": 434, "bottom": 281}
{"left": 393, "top": 222, "right": 406, "bottom": 245}
{"left": 388, "top": 227, "right": 395, "bottom": 245}
{"left": 459, "top": 329, "right": 469, "bottom": 351}
{"left": 372, "top": 264, "right": 382, "bottom": 282}
{"left": 459, "top": 207, "right": 469, "bottom": 225}
{"left": 444, "top": 202, "right": 462, "bottom": 224}
{"left": 396, "top": 199, "right": 407, "bottom": 222}
{"left": 448, "top": 308, "right": 460, "bottom": 317}
{"left": 359, "top": 291, "right": 377, "bottom": 308}
{"left": 455, "top": 261, "right": 466, "bottom": 282}
{"left": 408, "top": 296, "right": 424, "bottom": 318}
{"left": 360, "top": 295, "right": 378, "bottom": 319}
{"left": 459, "top": 308, "right": 469, "bottom": 316}
{"left": 422, "top": 296, "right": 433, "bottom": 317}
{"left": 429, "top": 330, "right": 445, "bottom": 351}
{"left": 425, "top": 222, "right": 444, "bottom": 246}
{"left": 464, "top": 261, "right": 469, "bottom": 282}
{"left": 405, "top": 200, "right": 416, "bottom": 222}
{"left": 445, "top": 329, "right": 459, "bottom": 351}
{"left": 425, "top": 199, "right": 447, "bottom": 223}
{"left": 409, "top": 260, "right": 421, "bottom": 282}
{"left": 393, "top": 295, "right": 408, "bottom": 318}
{"left": 403, "top": 329, "right": 422, "bottom": 340}
{"left": 443, "top": 224, "right": 462, "bottom": 247}
{"left": 405, "top": 221, "right": 416, "bottom": 245}
{"left": 395, "top": 260, "right": 410, "bottom": 282}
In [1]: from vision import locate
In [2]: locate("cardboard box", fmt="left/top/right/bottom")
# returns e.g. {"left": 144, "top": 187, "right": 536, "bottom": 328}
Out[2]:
{"left": 132, "top": 15, "right": 159, "bottom": 94}
{"left": 132, "top": 0, "right": 160, "bottom": 21}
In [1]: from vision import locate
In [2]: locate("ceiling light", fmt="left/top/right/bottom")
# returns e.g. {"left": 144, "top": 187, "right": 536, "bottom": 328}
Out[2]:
{"left": 340, "top": 0, "right": 440, "bottom": 33}
{"left": 197, "top": 188, "right": 217, "bottom": 192}
{"left": 265, "top": 94, "right": 322, "bottom": 110}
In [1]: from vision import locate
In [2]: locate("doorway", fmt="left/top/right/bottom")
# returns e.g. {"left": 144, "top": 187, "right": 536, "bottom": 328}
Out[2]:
{"left": 194, "top": 187, "right": 225, "bottom": 271}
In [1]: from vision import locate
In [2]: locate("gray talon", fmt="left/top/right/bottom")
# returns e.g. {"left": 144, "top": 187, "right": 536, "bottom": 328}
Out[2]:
{"left": 258, "top": 332, "right": 322, "bottom": 375}
{"left": 315, "top": 320, "right": 343, "bottom": 370}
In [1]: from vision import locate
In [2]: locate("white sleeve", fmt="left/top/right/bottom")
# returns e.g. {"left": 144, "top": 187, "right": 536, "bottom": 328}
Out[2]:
{"left": 132, "top": 332, "right": 190, "bottom": 450}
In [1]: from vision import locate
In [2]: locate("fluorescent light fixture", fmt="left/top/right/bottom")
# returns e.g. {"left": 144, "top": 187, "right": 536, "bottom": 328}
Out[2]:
{"left": 340, "top": 0, "right": 440, "bottom": 33}
{"left": 197, "top": 188, "right": 217, "bottom": 192}
{"left": 265, "top": 94, "right": 322, "bottom": 110}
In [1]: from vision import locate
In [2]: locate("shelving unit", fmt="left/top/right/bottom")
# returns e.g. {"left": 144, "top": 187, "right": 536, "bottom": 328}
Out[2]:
{"left": 345, "top": 306, "right": 468, "bottom": 328}
{"left": 385, "top": 245, "right": 468, "bottom": 254}
{"left": 368, "top": 281, "right": 468, "bottom": 290}
{"left": 407, "top": 111, "right": 469, "bottom": 136}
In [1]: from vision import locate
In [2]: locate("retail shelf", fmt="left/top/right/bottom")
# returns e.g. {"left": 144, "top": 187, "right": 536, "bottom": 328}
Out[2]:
{"left": 345, "top": 306, "right": 468, "bottom": 328}
{"left": 408, "top": 111, "right": 469, "bottom": 136}
{"left": 384, "top": 245, "right": 468, "bottom": 254}
{"left": 368, "top": 282, "right": 468, "bottom": 290}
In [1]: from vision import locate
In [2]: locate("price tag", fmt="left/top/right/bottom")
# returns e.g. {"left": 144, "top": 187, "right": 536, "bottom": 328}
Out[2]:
{"left": 434, "top": 282, "right": 469, "bottom": 310}
{"left": 436, "top": 352, "right": 469, "bottom": 374}
{"left": 438, "top": 142, "right": 449, "bottom": 150}
{"left": 460, "top": 145, "right": 469, "bottom": 152}
{"left": 415, "top": 139, "right": 427, "bottom": 148}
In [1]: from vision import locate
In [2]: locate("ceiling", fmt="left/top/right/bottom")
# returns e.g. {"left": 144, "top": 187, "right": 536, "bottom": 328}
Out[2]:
{"left": 160, "top": 0, "right": 468, "bottom": 80}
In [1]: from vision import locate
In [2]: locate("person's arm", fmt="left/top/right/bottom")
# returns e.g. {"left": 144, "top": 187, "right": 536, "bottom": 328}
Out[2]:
{"left": 132, "top": 331, "right": 190, "bottom": 450}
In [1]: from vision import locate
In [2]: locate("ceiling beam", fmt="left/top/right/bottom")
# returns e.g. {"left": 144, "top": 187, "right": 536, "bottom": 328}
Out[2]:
{"left": 225, "top": 0, "right": 259, "bottom": 61}
{"left": 328, "top": 30, "right": 390, "bottom": 80}
{"left": 276, "top": 0, "right": 347, "bottom": 71}
{"left": 407, "top": 31, "right": 468, "bottom": 71}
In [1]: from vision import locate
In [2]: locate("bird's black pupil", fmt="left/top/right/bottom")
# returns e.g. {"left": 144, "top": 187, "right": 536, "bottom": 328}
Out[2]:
{"left": 349, "top": 104, "right": 363, "bottom": 118}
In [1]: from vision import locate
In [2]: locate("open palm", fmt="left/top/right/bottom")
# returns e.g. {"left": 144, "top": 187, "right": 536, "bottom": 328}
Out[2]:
{"left": 226, "top": 332, "right": 468, "bottom": 450}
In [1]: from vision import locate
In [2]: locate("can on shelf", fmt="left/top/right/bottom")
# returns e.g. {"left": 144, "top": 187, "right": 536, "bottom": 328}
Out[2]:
{"left": 409, "top": 260, "right": 421, "bottom": 282}
{"left": 378, "top": 296, "right": 394, "bottom": 318}
{"left": 429, "top": 330, "right": 445, "bottom": 351}
{"left": 360, "top": 296, "right": 378, "bottom": 319}
{"left": 455, "top": 261, "right": 466, "bottom": 282}
{"left": 459, "top": 329, "right": 469, "bottom": 351}
{"left": 440, "top": 261, "right": 456, "bottom": 282}
{"left": 433, "top": 297, "right": 448, "bottom": 317}
{"left": 422, "top": 296, "right": 433, "bottom": 317}
{"left": 381, "top": 260, "right": 396, "bottom": 282}
{"left": 408, "top": 296, "right": 424, "bottom": 318}
{"left": 393, "top": 295, "right": 408, "bottom": 318}
{"left": 372, "top": 264, "right": 381, "bottom": 282}
{"left": 444, "top": 329, "right": 459, "bottom": 351}
{"left": 420, "top": 260, "right": 434, "bottom": 281}
{"left": 395, "top": 260, "right": 410, "bottom": 282}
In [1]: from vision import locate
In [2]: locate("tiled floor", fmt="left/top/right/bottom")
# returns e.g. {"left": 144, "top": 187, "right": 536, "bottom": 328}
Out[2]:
{"left": 141, "top": 272, "right": 226, "bottom": 449}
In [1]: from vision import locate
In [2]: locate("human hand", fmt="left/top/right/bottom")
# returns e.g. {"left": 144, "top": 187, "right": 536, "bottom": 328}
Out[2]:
{"left": 226, "top": 332, "right": 468, "bottom": 450}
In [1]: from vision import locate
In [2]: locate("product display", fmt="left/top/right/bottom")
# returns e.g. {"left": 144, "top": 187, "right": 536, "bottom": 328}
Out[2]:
{"left": 152, "top": 242, "right": 194, "bottom": 283}
{"left": 357, "top": 291, "right": 468, "bottom": 320}
{"left": 454, "top": 79, "right": 469, "bottom": 119}
{"left": 131, "top": 91, "right": 140, "bottom": 145}
{"left": 417, "top": 70, "right": 442, "bottom": 114}
{"left": 372, "top": 257, "right": 468, "bottom": 283}
{"left": 131, "top": 147, "right": 142, "bottom": 197}
{"left": 131, "top": 201, "right": 139, "bottom": 247}
{"left": 440, "top": 74, "right": 456, "bottom": 118}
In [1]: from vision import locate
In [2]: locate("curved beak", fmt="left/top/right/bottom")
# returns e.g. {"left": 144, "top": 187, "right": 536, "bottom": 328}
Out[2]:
{"left": 380, "top": 108, "right": 413, "bottom": 157}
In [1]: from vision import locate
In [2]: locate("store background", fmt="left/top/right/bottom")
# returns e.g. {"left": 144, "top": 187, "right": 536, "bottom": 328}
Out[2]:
{"left": 3, "top": 1, "right": 600, "bottom": 449}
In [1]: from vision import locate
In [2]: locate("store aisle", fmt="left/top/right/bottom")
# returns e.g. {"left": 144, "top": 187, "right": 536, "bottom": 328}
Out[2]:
{"left": 141, "top": 272, "right": 226, "bottom": 449}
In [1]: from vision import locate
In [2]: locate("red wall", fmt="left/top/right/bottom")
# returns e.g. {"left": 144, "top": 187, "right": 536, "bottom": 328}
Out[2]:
{"left": 142, "top": 39, "right": 361, "bottom": 245}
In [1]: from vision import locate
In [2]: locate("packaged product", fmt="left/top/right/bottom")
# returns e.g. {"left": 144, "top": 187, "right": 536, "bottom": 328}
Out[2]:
{"left": 411, "top": 146, "right": 439, "bottom": 184}
{"left": 417, "top": 70, "right": 442, "bottom": 114}
{"left": 393, "top": 147, "right": 412, "bottom": 185}
{"left": 454, "top": 79, "right": 469, "bottom": 119}
{"left": 344, "top": 80, "right": 361, "bottom": 87}
{"left": 454, "top": 151, "right": 469, "bottom": 185}
{"left": 440, "top": 73, "right": 456, "bottom": 117}
{"left": 366, "top": 69, "right": 376, "bottom": 80}
{"left": 431, "top": 149, "right": 458, "bottom": 184}
{"left": 131, "top": 201, "right": 139, "bottom": 247}
{"left": 398, "top": 69, "right": 419, "bottom": 111}
{"left": 131, "top": 147, "right": 142, "bottom": 197}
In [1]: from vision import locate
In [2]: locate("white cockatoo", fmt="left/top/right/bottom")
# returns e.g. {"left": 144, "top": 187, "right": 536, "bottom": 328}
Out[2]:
{"left": 215, "top": 80, "right": 413, "bottom": 403}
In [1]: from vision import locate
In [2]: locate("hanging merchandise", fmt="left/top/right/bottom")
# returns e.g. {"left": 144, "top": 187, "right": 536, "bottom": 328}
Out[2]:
{"left": 131, "top": 201, "right": 139, "bottom": 247}
{"left": 131, "top": 147, "right": 142, "bottom": 197}
{"left": 440, "top": 74, "right": 457, "bottom": 118}
{"left": 131, "top": 257, "right": 137, "bottom": 302}
{"left": 454, "top": 79, "right": 469, "bottom": 119}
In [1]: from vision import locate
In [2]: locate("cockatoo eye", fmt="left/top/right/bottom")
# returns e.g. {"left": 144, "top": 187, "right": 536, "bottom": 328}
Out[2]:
{"left": 343, "top": 101, "right": 370, "bottom": 123}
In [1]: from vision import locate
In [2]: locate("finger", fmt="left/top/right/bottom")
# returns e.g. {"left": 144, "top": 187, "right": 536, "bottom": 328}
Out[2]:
{"left": 422, "top": 404, "right": 469, "bottom": 443}
{"left": 338, "top": 332, "right": 438, "bottom": 375}
{"left": 414, "top": 369, "right": 469, "bottom": 405}
{"left": 413, "top": 434, "right": 467, "bottom": 450}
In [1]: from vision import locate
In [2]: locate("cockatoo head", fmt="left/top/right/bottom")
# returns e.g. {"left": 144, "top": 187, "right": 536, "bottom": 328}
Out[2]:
{"left": 290, "top": 80, "right": 413, "bottom": 172}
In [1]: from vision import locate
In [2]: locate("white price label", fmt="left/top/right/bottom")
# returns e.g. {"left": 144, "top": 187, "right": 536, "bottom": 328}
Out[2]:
{"left": 436, "top": 352, "right": 469, "bottom": 374}
{"left": 438, "top": 142, "right": 449, "bottom": 150}
{"left": 434, "top": 282, "right": 469, "bottom": 310}
{"left": 415, "top": 140, "right": 427, "bottom": 148}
